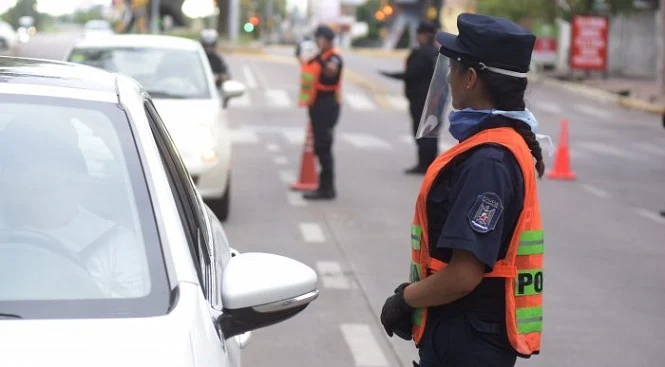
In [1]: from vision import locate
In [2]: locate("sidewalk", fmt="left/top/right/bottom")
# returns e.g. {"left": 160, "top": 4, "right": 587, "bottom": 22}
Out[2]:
{"left": 532, "top": 72, "right": 665, "bottom": 115}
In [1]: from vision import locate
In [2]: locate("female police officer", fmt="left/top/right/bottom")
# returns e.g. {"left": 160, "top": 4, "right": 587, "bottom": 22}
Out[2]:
{"left": 380, "top": 13, "right": 546, "bottom": 367}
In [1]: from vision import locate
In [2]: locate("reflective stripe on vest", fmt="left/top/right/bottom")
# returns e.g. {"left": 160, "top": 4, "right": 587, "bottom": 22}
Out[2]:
{"left": 298, "top": 49, "right": 342, "bottom": 107}
{"left": 409, "top": 127, "right": 544, "bottom": 356}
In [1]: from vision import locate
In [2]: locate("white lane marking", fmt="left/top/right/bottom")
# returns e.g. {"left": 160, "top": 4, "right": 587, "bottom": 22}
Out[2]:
{"left": 273, "top": 155, "right": 289, "bottom": 165}
{"left": 229, "top": 91, "right": 251, "bottom": 107}
{"left": 264, "top": 89, "right": 292, "bottom": 108}
{"left": 634, "top": 142, "right": 665, "bottom": 156}
{"left": 574, "top": 104, "right": 612, "bottom": 119}
{"left": 266, "top": 143, "right": 281, "bottom": 152}
{"left": 532, "top": 101, "right": 562, "bottom": 114}
{"left": 343, "top": 92, "right": 376, "bottom": 111}
{"left": 286, "top": 192, "right": 307, "bottom": 207}
{"left": 385, "top": 95, "right": 408, "bottom": 112}
{"left": 278, "top": 170, "right": 295, "bottom": 183}
{"left": 282, "top": 130, "right": 305, "bottom": 145}
{"left": 342, "top": 133, "right": 392, "bottom": 150}
{"left": 299, "top": 222, "right": 325, "bottom": 243}
{"left": 582, "top": 184, "right": 610, "bottom": 199}
{"left": 316, "top": 261, "right": 353, "bottom": 289}
{"left": 400, "top": 134, "right": 413, "bottom": 144}
{"left": 229, "top": 129, "right": 259, "bottom": 144}
{"left": 634, "top": 208, "right": 665, "bottom": 225}
{"left": 577, "top": 141, "right": 639, "bottom": 159}
{"left": 340, "top": 324, "right": 389, "bottom": 367}
{"left": 242, "top": 66, "right": 257, "bottom": 89}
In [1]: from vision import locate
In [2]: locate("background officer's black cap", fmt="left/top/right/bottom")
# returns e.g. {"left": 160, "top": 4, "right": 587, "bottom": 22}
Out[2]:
{"left": 314, "top": 25, "right": 335, "bottom": 41}
{"left": 416, "top": 20, "right": 438, "bottom": 34}
{"left": 436, "top": 13, "right": 536, "bottom": 73}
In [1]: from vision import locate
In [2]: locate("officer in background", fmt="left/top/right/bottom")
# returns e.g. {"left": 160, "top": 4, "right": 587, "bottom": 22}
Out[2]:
{"left": 380, "top": 21, "right": 443, "bottom": 174}
{"left": 200, "top": 29, "right": 230, "bottom": 88}
{"left": 380, "top": 14, "right": 546, "bottom": 366}
{"left": 301, "top": 25, "right": 343, "bottom": 200}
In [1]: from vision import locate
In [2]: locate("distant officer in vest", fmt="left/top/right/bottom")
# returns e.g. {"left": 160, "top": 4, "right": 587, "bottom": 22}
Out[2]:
{"left": 379, "top": 20, "right": 443, "bottom": 174}
{"left": 379, "top": 13, "right": 547, "bottom": 366}
{"left": 300, "top": 25, "right": 343, "bottom": 200}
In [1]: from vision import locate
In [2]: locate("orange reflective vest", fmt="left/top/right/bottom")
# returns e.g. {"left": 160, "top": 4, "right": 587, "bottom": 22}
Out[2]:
{"left": 298, "top": 49, "right": 341, "bottom": 107}
{"left": 410, "top": 127, "right": 544, "bottom": 356}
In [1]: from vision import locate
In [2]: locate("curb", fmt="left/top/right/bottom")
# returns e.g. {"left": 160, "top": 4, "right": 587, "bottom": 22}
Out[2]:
{"left": 347, "top": 48, "right": 409, "bottom": 58}
{"left": 531, "top": 74, "right": 665, "bottom": 115}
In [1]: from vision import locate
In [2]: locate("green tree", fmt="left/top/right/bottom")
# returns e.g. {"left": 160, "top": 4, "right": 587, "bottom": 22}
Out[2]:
{"left": 472, "top": 0, "right": 638, "bottom": 23}
{"left": 356, "top": 0, "right": 382, "bottom": 40}
{"left": 3, "top": 0, "right": 44, "bottom": 28}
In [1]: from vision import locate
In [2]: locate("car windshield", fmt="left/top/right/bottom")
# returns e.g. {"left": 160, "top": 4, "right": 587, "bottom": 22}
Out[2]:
{"left": 85, "top": 21, "right": 110, "bottom": 30}
{"left": 0, "top": 94, "right": 169, "bottom": 319}
{"left": 68, "top": 47, "right": 211, "bottom": 99}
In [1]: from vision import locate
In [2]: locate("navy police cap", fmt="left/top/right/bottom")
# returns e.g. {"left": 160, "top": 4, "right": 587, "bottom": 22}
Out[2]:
{"left": 314, "top": 25, "right": 335, "bottom": 41}
{"left": 436, "top": 13, "right": 536, "bottom": 76}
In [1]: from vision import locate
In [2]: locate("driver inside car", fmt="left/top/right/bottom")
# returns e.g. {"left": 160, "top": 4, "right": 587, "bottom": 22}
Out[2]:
{"left": 0, "top": 114, "right": 149, "bottom": 298}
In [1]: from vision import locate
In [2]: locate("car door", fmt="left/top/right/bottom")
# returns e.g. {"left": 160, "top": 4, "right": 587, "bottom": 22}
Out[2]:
{"left": 144, "top": 98, "right": 238, "bottom": 367}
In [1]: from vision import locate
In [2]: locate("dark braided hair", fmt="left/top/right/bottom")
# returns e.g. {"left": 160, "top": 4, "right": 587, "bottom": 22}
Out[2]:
{"left": 456, "top": 59, "right": 546, "bottom": 178}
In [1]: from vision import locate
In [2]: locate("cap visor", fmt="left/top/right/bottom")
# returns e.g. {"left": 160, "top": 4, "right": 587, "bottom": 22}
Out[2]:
{"left": 436, "top": 32, "right": 468, "bottom": 59}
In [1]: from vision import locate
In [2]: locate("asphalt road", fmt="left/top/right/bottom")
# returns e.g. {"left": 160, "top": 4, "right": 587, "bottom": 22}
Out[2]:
{"left": 12, "top": 32, "right": 665, "bottom": 367}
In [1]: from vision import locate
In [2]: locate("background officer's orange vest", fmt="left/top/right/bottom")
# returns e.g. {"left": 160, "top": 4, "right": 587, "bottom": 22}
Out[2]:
{"left": 410, "top": 127, "right": 544, "bottom": 356}
{"left": 298, "top": 49, "right": 341, "bottom": 107}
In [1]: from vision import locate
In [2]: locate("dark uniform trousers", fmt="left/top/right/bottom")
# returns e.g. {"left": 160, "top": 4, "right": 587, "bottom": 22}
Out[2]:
{"left": 418, "top": 311, "right": 517, "bottom": 367}
{"left": 410, "top": 98, "right": 439, "bottom": 168}
{"left": 308, "top": 93, "right": 340, "bottom": 190}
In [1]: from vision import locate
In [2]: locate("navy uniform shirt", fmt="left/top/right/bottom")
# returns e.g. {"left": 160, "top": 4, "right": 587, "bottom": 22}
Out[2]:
{"left": 427, "top": 128, "right": 525, "bottom": 323}
{"left": 317, "top": 53, "right": 343, "bottom": 96}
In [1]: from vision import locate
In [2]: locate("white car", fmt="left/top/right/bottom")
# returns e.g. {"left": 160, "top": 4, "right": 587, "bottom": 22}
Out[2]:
{"left": 0, "top": 21, "right": 18, "bottom": 50}
{"left": 0, "top": 56, "right": 318, "bottom": 366}
{"left": 83, "top": 19, "right": 114, "bottom": 38}
{"left": 64, "top": 35, "right": 243, "bottom": 221}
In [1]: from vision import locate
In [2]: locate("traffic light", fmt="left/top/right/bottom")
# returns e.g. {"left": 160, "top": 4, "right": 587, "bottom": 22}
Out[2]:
{"left": 249, "top": 16, "right": 259, "bottom": 26}
{"left": 244, "top": 22, "right": 255, "bottom": 32}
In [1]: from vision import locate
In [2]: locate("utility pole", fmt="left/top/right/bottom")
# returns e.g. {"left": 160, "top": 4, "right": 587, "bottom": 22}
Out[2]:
{"left": 229, "top": 0, "right": 239, "bottom": 42}
{"left": 150, "top": 0, "right": 160, "bottom": 34}
{"left": 659, "top": 0, "right": 665, "bottom": 94}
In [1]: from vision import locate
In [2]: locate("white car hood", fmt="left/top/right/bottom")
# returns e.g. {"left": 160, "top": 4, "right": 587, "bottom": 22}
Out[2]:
{"left": 151, "top": 99, "right": 224, "bottom": 160}
{"left": 0, "top": 317, "right": 194, "bottom": 366}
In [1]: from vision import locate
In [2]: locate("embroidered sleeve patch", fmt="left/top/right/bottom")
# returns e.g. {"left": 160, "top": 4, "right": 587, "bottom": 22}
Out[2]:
{"left": 468, "top": 192, "right": 504, "bottom": 233}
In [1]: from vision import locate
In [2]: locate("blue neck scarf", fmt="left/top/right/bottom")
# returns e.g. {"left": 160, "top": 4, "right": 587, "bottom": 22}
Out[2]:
{"left": 448, "top": 108, "right": 540, "bottom": 141}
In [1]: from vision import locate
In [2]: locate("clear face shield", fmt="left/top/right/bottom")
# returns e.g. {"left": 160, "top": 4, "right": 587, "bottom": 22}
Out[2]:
{"left": 415, "top": 54, "right": 451, "bottom": 139}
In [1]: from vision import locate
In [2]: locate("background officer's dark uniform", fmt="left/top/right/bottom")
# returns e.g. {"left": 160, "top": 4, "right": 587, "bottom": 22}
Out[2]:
{"left": 381, "top": 22, "right": 440, "bottom": 174}
{"left": 418, "top": 115, "right": 523, "bottom": 366}
{"left": 205, "top": 51, "right": 229, "bottom": 86}
{"left": 308, "top": 52, "right": 343, "bottom": 196}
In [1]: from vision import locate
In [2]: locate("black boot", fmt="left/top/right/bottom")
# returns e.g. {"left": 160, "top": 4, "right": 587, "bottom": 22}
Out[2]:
{"left": 404, "top": 165, "right": 427, "bottom": 175}
{"left": 303, "top": 187, "right": 336, "bottom": 200}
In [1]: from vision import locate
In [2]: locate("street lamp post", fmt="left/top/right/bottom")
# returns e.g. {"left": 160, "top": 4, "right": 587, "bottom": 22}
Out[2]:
{"left": 151, "top": 0, "right": 160, "bottom": 34}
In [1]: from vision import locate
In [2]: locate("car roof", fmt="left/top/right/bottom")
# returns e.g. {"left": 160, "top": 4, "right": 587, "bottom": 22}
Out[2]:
{"left": 0, "top": 57, "right": 118, "bottom": 95}
{"left": 72, "top": 34, "right": 201, "bottom": 51}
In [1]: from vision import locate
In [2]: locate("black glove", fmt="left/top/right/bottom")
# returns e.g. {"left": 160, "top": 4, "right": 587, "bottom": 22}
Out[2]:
{"left": 380, "top": 282, "right": 413, "bottom": 340}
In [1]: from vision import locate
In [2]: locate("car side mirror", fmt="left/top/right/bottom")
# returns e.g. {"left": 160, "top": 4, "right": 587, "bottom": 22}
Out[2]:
{"left": 221, "top": 80, "right": 246, "bottom": 99}
{"left": 218, "top": 253, "right": 319, "bottom": 339}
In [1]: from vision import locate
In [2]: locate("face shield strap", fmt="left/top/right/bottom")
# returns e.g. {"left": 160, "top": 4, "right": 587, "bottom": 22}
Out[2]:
{"left": 478, "top": 62, "right": 528, "bottom": 78}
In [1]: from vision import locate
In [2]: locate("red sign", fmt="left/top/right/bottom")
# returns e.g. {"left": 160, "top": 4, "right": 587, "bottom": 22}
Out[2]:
{"left": 533, "top": 37, "right": 558, "bottom": 64}
{"left": 570, "top": 15, "right": 609, "bottom": 71}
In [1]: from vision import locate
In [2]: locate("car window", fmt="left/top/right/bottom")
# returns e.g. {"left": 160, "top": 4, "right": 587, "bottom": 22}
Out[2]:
{"left": 144, "top": 100, "right": 214, "bottom": 298}
{"left": 0, "top": 95, "right": 169, "bottom": 319}
{"left": 69, "top": 47, "right": 211, "bottom": 99}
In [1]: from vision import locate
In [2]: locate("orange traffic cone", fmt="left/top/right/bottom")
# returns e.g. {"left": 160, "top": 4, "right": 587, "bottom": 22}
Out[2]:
{"left": 547, "top": 119, "right": 576, "bottom": 180}
{"left": 290, "top": 123, "right": 319, "bottom": 191}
